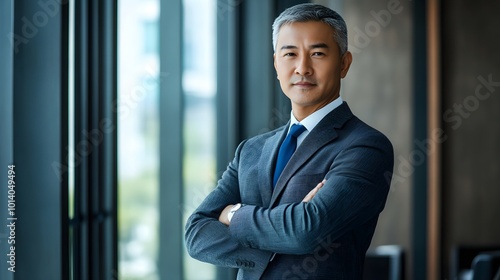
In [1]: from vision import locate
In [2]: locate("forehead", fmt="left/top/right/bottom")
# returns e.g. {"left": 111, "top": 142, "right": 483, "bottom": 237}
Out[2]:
{"left": 277, "top": 21, "right": 336, "bottom": 46}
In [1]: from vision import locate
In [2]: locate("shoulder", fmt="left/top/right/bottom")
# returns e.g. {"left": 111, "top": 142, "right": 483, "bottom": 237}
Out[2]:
{"left": 345, "top": 115, "right": 394, "bottom": 153}
{"left": 241, "top": 125, "right": 285, "bottom": 146}
{"left": 233, "top": 125, "right": 286, "bottom": 155}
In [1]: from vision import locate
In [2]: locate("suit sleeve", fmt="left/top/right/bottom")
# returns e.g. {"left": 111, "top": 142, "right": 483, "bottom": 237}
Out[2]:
{"left": 184, "top": 140, "right": 272, "bottom": 271}
{"left": 228, "top": 132, "right": 394, "bottom": 254}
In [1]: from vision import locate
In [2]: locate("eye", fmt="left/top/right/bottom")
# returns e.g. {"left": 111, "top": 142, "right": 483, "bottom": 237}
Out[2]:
{"left": 312, "top": 52, "right": 325, "bottom": 57}
{"left": 283, "top": 52, "right": 296, "bottom": 57}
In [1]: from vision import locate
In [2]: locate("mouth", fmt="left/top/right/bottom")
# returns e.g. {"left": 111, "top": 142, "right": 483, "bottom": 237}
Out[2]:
{"left": 292, "top": 81, "right": 316, "bottom": 88}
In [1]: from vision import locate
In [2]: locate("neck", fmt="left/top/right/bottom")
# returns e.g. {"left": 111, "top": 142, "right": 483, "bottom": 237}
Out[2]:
{"left": 291, "top": 98, "right": 338, "bottom": 121}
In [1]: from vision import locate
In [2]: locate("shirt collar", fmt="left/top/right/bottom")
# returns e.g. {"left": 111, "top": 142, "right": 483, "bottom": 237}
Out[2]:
{"left": 289, "top": 96, "right": 343, "bottom": 132}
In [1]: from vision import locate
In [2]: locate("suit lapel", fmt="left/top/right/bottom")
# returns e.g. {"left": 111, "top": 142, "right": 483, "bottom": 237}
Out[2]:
{"left": 270, "top": 102, "right": 354, "bottom": 206}
{"left": 258, "top": 124, "right": 288, "bottom": 207}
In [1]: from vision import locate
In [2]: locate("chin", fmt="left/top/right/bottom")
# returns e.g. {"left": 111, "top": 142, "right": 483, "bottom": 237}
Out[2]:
{"left": 290, "top": 98, "right": 317, "bottom": 107}
{"left": 289, "top": 93, "right": 318, "bottom": 104}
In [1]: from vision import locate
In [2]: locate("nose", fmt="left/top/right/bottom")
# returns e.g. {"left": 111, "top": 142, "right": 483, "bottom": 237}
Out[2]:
{"left": 295, "top": 55, "right": 313, "bottom": 76}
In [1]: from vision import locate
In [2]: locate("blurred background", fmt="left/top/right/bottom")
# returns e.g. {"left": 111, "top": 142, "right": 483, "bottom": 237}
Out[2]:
{"left": 1, "top": 0, "right": 499, "bottom": 279}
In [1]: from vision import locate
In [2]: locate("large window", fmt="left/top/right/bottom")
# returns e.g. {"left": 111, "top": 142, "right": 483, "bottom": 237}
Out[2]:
{"left": 118, "top": 0, "right": 160, "bottom": 279}
{"left": 182, "top": 1, "right": 217, "bottom": 279}
{"left": 118, "top": 0, "right": 217, "bottom": 279}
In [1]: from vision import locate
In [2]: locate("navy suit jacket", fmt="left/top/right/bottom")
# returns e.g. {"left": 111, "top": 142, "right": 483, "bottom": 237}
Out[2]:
{"left": 185, "top": 102, "right": 394, "bottom": 279}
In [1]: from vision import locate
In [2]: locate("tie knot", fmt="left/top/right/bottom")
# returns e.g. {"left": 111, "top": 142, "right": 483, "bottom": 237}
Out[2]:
{"left": 289, "top": 124, "right": 306, "bottom": 138}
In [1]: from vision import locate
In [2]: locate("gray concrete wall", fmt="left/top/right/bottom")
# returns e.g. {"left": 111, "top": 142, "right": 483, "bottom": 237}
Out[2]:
{"left": 441, "top": 0, "right": 500, "bottom": 277}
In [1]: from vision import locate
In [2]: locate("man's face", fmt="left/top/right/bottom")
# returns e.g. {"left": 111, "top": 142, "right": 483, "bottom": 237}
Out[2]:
{"left": 274, "top": 21, "right": 352, "bottom": 119}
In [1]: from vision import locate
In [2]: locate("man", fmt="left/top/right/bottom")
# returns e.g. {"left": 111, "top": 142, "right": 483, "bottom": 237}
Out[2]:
{"left": 185, "top": 3, "right": 394, "bottom": 279}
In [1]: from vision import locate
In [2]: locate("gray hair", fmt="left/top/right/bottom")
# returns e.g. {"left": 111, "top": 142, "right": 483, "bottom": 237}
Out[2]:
{"left": 272, "top": 3, "right": 348, "bottom": 55}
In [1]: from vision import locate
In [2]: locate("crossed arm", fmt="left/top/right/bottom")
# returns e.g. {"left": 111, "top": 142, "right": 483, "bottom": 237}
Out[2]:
{"left": 219, "top": 135, "right": 392, "bottom": 255}
{"left": 218, "top": 180, "right": 326, "bottom": 225}
{"left": 184, "top": 177, "right": 327, "bottom": 269}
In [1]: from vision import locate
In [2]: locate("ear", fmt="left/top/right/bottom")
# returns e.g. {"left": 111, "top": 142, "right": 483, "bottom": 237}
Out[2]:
{"left": 273, "top": 53, "right": 279, "bottom": 79}
{"left": 340, "top": 51, "right": 352, "bottom": 78}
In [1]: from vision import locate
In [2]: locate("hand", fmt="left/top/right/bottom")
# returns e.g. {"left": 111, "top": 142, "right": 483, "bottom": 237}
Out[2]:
{"left": 302, "top": 180, "right": 326, "bottom": 202}
{"left": 218, "top": 204, "right": 234, "bottom": 226}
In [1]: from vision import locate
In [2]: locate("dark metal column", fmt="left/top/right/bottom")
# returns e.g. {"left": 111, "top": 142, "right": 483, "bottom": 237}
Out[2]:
{"left": 74, "top": 0, "right": 118, "bottom": 279}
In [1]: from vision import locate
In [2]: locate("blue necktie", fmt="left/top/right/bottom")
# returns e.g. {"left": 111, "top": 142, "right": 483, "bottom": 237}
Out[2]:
{"left": 273, "top": 124, "right": 306, "bottom": 187}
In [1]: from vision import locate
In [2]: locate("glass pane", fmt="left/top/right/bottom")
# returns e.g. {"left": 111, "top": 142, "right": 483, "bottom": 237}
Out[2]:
{"left": 118, "top": 0, "right": 160, "bottom": 279}
{"left": 182, "top": 0, "right": 217, "bottom": 279}
{"left": 68, "top": 0, "right": 75, "bottom": 277}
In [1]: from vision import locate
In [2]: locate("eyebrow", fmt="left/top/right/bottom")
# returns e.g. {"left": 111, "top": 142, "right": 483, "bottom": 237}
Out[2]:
{"left": 280, "top": 43, "right": 329, "bottom": 51}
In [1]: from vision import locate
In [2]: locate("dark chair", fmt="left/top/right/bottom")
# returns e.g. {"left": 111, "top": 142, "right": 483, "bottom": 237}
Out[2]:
{"left": 471, "top": 251, "right": 500, "bottom": 280}
{"left": 363, "top": 245, "right": 404, "bottom": 280}
{"left": 450, "top": 245, "right": 500, "bottom": 280}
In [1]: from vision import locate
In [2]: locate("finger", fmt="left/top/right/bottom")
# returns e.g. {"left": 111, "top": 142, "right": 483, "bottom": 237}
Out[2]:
{"left": 302, "top": 192, "right": 313, "bottom": 202}
{"left": 303, "top": 189, "right": 318, "bottom": 202}
{"left": 317, "top": 180, "right": 326, "bottom": 188}
{"left": 302, "top": 182, "right": 322, "bottom": 202}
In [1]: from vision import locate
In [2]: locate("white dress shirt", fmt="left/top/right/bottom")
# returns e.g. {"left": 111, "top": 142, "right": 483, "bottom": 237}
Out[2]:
{"left": 288, "top": 96, "right": 344, "bottom": 147}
